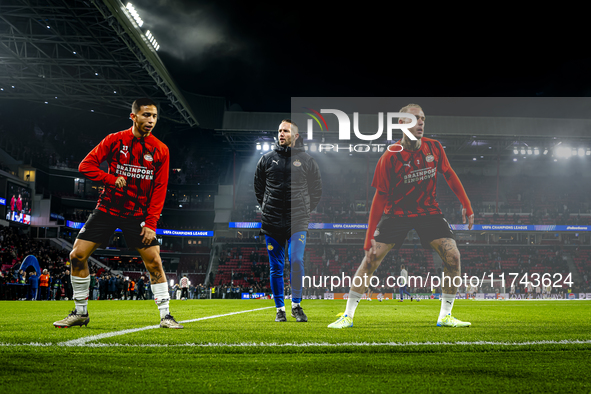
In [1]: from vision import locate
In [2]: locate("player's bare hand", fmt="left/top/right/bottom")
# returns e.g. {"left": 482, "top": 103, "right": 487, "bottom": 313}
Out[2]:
{"left": 140, "top": 226, "right": 156, "bottom": 245}
{"left": 462, "top": 208, "right": 474, "bottom": 230}
{"left": 115, "top": 176, "right": 126, "bottom": 188}
{"left": 365, "top": 239, "right": 378, "bottom": 264}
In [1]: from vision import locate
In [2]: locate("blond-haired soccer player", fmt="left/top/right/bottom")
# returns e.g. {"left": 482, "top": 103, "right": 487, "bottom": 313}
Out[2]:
{"left": 329, "top": 104, "right": 474, "bottom": 328}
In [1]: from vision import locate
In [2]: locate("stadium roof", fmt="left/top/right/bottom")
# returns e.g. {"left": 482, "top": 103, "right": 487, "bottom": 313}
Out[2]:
{"left": 0, "top": 0, "right": 198, "bottom": 126}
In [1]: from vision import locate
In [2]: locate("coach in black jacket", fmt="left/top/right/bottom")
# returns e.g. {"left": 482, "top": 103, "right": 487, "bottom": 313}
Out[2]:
{"left": 254, "top": 119, "right": 322, "bottom": 322}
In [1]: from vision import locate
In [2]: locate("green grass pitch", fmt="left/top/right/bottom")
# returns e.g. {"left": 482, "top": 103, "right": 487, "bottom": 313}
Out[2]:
{"left": 1, "top": 299, "right": 590, "bottom": 393}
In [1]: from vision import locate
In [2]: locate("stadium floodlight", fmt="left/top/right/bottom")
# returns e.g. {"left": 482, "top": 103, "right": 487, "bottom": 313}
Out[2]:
{"left": 526, "top": 149, "right": 532, "bottom": 155}
{"left": 256, "top": 142, "right": 261, "bottom": 150}
{"left": 578, "top": 148, "right": 585, "bottom": 157}
{"left": 513, "top": 158, "right": 517, "bottom": 162}
{"left": 554, "top": 159, "right": 558, "bottom": 162}
{"left": 513, "top": 149, "right": 518, "bottom": 154}
{"left": 543, "top": 149, "right": 548, "bottom": 155}
{"left": 587, "top": 150, "right": 591, "bottom": 156}
{"left": 262, "top": 143, "right": 269, "bottom": 151}
{"left": 520, "top": 149, "right": 525, "bottom": 155}
{"left": 555, "top": 146, "right": 571, "bottom": 159}
{"left": 145, "top": 30, "right": 160, "bottom": 51}
{"left": 310, "top": 143, "right": 317, "bottom": 152}
{"left": 472, "top": 158, "right": 476, "bottom": 161}
{"left": 126, "top": 3, "right": 144, "bottom": 26}
{"left": 534, "top": 148, "right": 539, "bottom": 155}
{"left": 572, "top": 149, "right": 577, "bottom": 156}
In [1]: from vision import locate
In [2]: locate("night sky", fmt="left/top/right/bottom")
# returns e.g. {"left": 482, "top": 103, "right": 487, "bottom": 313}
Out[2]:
{"left": 131, "top": 1, "right": 591, "bottom": 113}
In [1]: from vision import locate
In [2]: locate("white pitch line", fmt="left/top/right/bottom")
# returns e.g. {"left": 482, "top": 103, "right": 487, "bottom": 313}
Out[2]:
{"left": 2, "top": 339, "right": 591, "bottom": 348}
{"left": 57, "top": 306, "right": 274, "bottom": 347}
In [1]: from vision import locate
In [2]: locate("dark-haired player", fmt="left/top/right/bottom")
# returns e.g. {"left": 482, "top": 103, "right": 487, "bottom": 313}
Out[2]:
{"left": 53, "top": 98, "right": 183, "bottom": 329}
{"left": 329, "top": 104, "right": 473, "bottom": 329}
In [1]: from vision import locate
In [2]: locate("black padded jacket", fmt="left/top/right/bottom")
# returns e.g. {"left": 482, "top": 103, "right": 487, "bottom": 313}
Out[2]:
{"left": 254, "top": 142, "right": 322, "bottom": 241}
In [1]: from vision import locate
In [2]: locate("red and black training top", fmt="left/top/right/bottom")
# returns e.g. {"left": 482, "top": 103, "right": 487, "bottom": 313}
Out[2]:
{"left": 78, "top": 127, "right": 169, "bottom": 231}
{"left": 364, "top": 137, "right": 472, "bottom": 250}
{"left": 373, "top": 137, "right": 452, "bottom": 217}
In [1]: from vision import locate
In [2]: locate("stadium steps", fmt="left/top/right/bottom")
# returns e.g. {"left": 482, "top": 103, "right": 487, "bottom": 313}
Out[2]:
{"left": 206, "top": 243, "right": 222, "bottom": 286}
{"left": 48, "top": 238, "right": 112, "bottom": 273}
{"left": 563, "top": 252, "right": 583, "bottom": 285}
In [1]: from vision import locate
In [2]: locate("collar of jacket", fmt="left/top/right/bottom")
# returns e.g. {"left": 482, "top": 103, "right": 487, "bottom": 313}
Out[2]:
{"left": 273, "top": 142, "right": 304, "bottom": 156}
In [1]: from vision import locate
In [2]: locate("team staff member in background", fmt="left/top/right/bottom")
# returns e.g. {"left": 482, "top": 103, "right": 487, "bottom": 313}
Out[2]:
{"left": 28, "top": 270, "right": 39, "bottom": 300}
{"left": 53, "top": 98, "right": 182, "bottom": 329}
{"left": 329, "top": 104, "right": 473, "bottom": 329}
{"left": 39, "top": 269, "right": 50, "bottom": 300}
{"left": 398, "top": 264, "right": 415, "bottom": 302}
{"left": 180, "top": 275, "right": 189, "bottom": 300}
{"left": 255, "top": 119, "right": 322, "bottom": 322}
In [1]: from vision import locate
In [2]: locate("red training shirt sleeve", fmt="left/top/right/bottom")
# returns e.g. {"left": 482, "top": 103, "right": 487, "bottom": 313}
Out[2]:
{"left": 364, "top": 191, "right": 388, "bottom": 250}
{"left": 364, "top": 152, "right": 392, "bottom": 250}
{"left": 370, "top": 151, "right": 391, "bottom": 194}
{"left": 79, "top": 134, "right": 119, "bottom": 186}
{"left": 145, "top": 143, "right": 169, "bottom": 231}
{"left": 437, "top": 141, "right": 473, "bottom": 216}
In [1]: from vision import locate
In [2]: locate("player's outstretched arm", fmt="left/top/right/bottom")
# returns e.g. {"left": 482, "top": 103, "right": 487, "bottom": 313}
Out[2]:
{"left": 79, "top": 134, "right": 119, "bottom": 185}
{"left": 437, "top": 141, "right": 474, "bottom": 229}
{"left": 443, "top": 169, "right": 474, "bottom": 230}
{"left": 363, "top": 191, "right": 388, "bottom": 259}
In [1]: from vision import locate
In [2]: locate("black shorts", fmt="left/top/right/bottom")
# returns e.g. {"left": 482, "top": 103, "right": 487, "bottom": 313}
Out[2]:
{"left": 373, "top": 214, "right": 454, "bottom": 249}
{"left": 77, "top": 209, "right": 159, "bottom": 249}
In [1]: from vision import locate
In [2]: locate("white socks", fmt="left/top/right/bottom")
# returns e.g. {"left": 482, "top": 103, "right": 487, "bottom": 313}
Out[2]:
{"left": 291, "top": 302, "right": 300, "bottom": 309}
{"left": 72, "top": 275, "right": 90, "bottom": 315}
{"left": 277, "top": 306, "right": 286, "bottom": 312}
{"left": 151, "top": 282, "right": 170, "bottom": 319}
{"left": 439, "top": 293, "right": 455, "bottom": 320}
{"left": 345, "top": 290, "right": 363, "bottom": 318}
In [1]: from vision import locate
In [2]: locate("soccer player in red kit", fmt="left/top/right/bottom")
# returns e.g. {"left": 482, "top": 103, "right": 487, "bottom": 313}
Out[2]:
{"left": 53, "top": 98, "right": 183, "bottom": 329}
{"left": 329, "top": 104, "right": 474, "bottom": 328}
